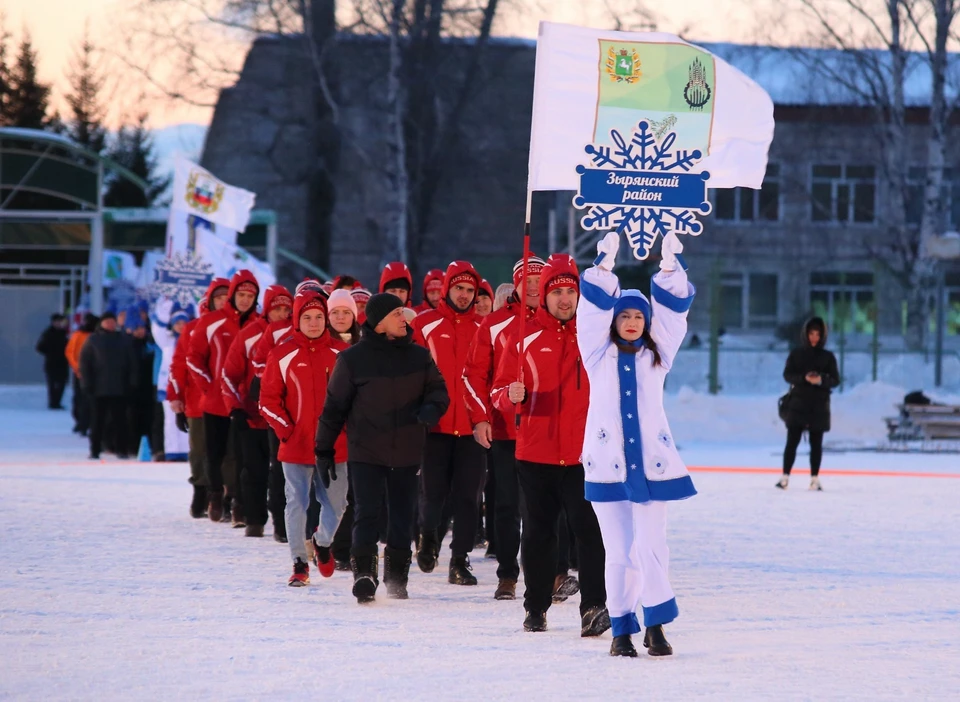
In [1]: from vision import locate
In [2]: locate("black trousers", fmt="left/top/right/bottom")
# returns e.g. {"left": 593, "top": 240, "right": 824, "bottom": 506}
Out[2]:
{"left": 151, "top": 401, "right": 165, "bottom": 457}
{"left": 72, "top": 375, "right": 91, "bottom": 433}
{"left": 89, "top": 396, "right": 128, "bottom": 458}
{"left": 46, "top": 369, "right": 68, "bottom": 409}
{"left": 516, "top": 461, "right": 606, "bottom": 616}
{"left": 420, "top": 434, "right": 487, "bottom": 557}
{"left": 783, "top": 426, "right": 824, "bottom": 477}
{"left": 331, "top": 486, "right": 354, "bottom": 562}
{"left": 240, "top": 426, "right": 270, "bottom": 527}
{"left": 483, "top": 453, "right": 496, "bottom": 551}
{"left": 204, "top": 412, "right": 232, "bottom": 492}
{"left": 492, "top": 440, "right": 523, "bottom": 580}
{"left": 267, "top": 429, "right": 286, "bottom": 536}
{"left": 351, "top": 462, "right": 419, "bottom": 552}
{"left": 127, "top": 394, "right": 154, "bottom": 456}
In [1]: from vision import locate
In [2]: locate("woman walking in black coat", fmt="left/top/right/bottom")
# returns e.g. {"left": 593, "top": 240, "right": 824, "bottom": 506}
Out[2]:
{"left": 778, "top": 317, "right": 840, "bottom": 491}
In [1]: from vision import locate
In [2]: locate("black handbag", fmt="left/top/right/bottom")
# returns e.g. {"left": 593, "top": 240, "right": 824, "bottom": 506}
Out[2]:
{"left": 778, "top": 387, "right": 792, "bottom": 422}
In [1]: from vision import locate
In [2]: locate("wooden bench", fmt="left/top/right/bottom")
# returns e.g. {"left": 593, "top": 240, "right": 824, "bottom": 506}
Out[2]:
{"left": 886, "top": 403, "right": 960, "bottom": 441}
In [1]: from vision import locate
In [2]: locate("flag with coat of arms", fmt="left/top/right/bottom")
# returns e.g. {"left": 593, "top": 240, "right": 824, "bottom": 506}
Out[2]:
{"left": 171, "top": 155, "right": 256, "bottom": 232}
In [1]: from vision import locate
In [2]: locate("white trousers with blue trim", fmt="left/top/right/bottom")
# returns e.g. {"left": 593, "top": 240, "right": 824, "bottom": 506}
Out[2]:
{"left": 592, "top": 500, "right": 677, "bottom": 634}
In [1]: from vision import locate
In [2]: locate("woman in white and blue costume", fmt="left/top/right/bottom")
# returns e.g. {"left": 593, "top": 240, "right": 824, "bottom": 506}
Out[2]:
{"left": 577, "top": 230, "right": 696, "bottom": 659}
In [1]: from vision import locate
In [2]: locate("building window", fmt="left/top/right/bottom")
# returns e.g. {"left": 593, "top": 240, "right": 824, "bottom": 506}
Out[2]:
{"left": 720, "top": 272, "right": 779, "bottom": 330}
{"left": 809, "top": 272, "right": 874, "bottom": 334}
{"left": 905, "top": 167, "right": 960, "bottom": 228}
{"left": 714, "top": 163, "right": 780, "bottom": 222}
{"left": 811, "top": 165, "right": 876, "bottom": 223}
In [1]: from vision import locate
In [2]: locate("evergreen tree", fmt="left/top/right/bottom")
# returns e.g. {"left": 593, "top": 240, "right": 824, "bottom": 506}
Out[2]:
{"left": 0, "top": 16, "right": 12, "bottom": 125}
{"left": 7, "top": 30, "right": 51, "bottom": 129}
{"left": 64, "top": 29, "right": 106, "bottom": 153}
{"left": 104, "top": 113, "right": 171, "bottom": 207}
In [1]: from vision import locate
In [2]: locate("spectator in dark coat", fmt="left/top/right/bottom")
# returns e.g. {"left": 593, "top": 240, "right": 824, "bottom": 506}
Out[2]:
{"left": 778, "top": 317, "right": 840, "bottom": 491}
{"left": 36, "top": 313, "right": 70, "bottom": 410}
{"left": 315, "top": 293, "right": 449, "bottom": 604}
{"left": 79, "top": 312, "right": 137, "bottom": 459}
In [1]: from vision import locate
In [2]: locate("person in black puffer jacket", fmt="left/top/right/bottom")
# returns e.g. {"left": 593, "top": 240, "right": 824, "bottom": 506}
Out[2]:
{"left": 315, "top": 293, "right": 449, "bottom": 603}
{"left": 777, "top": 317, "right": 840, "bottom": 491}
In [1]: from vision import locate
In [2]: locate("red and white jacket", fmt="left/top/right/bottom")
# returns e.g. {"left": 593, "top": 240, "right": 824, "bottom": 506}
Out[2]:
{"left": 410, "top": 261, "right": 482, "bottom": 437}
{"left": 413, "top": 268, "right": 444, "bottom": 315}
{"left": 379, "top": 261, "right": 414, "bottom": 307}
{"left": 259, "top": 293, "right": 347, "bottom": 465}
{"left": 251, "top": 319, "right": 294, "bottom": 377}
{"left": 187, "top": 269, "right": 261, "bottom": 417}
{"left": 167, "top": 278, "right": 227, "bottom": 419}
{"left": 491, "top": 256, "right": 588, "bottom": 467}
{"left": 462, "top": 296, "right": 535, "bottom": 441}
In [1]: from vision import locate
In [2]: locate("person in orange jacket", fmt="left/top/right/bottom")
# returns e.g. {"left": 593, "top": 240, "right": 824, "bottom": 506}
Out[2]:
{"left": 492, "top": 253, "right": 609, "bottom": 638}
{"left": 221, "top": 284, "right": 293, "bottom": 538}
{"left": 66, "top": 312, "right": 99, "bottom": 435}
{"left": 259, "top": 290, "right": 348, "bottom": 587}
{"left": 410, "top": 260, "right": 485, "bottom": 585}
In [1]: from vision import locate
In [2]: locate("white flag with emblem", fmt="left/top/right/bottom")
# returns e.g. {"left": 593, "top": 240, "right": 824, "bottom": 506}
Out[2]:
{"left": 171, "top": 155, "right": 256, "bottom": 231}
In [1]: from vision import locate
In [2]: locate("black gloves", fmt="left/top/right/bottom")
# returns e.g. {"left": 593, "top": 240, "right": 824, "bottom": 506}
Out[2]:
{"left": 175, "top": 413, "right": 189, "bottom": 433}
{"left": 416, "top": 403, "right": 442, "bottom": 428}
{"left": 315, "top": 454, "right": 337, "bottom": 489}
{"left": 230, "top": 408, "right": 248, "bottom": 424}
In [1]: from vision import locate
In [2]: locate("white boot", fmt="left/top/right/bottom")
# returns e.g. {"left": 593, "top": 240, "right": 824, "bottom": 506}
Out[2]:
{"left": 809, "top": 477, "right": 822, "bottom": 491}
{"left": 775, "top": 474, "right": 789, "bottom": 489}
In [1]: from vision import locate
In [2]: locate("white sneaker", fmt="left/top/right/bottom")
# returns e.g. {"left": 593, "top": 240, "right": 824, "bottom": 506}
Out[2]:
{"left": 775, "top": 475, "right": 789, "bottom": 489}
{"left": 809, "top": 477, "right": 822, "bottom": 491}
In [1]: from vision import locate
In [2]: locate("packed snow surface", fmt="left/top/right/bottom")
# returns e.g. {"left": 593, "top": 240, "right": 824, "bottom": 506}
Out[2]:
{"left": 1, "top": 385, "right": 958, "bottom": 700}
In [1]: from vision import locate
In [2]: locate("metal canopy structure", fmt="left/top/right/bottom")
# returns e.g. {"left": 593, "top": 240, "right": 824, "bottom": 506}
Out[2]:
{"left": 0, "top": 127, "right": 150, "bottom": 313}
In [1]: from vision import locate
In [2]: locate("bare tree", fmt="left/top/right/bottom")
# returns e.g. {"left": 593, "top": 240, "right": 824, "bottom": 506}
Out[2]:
{"left": 769, "top": 0, "right": 959, "bottom": 349}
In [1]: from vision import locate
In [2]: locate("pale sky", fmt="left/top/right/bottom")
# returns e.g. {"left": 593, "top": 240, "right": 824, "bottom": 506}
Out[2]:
{"left": 4, "top": 0, "right": 768, "bottom": 128}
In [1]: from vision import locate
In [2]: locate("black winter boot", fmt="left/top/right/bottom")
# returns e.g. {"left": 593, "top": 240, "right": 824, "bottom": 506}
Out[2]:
{"left": 384, "top": 546, "right": 412, "bottom": 600}
{"left": 416, "top": 529, "right": 439, "bottom": 573}
{"left": 643, "top": 625, "right": 673, "bottom": 656}
{"left": 580, "top": 606, "right": 612, "bottom": 637}
{"left": 448, "top": 555, "right": 478, "bottom": 586}
{"left": 207, "top": 492, "right": 223, "bottom": 523}
{"left": 523, "top": 610, "right": 547, "bottom": 632}
{"left": 610, "top": 634, "right": 638, "bottom": 657}
{"left": 350, "top": 544, "right": 380, "bottom": 604}
{"left": 189, "top": 485, "right": 207, "bottom": 519}
{"left": 220, "top": 494, "right": 233, "bottom": 524}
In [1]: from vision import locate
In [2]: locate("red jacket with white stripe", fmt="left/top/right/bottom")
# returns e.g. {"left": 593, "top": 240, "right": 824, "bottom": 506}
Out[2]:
{"left": 251, "top": 319, "right": 294, "bottom": 378}
{"left": 186, "top": 270, "right": 261, "bottom": 417}
{"left": 259, "top": 330, "right": 346, "bottom": 466}
{"left": 492, "top": 307, "right": 588, "bottom": 467}
{"left": 221, "top": 318, "right": 268, "bottom": 429}
{"left": 462, "top": 296, "right": 535, "bottom": 441}
{"left": 167, "top": 317, "right": 203, "bottom": 418}
{"left": 410, "top": 262, "right": 481, "bottom": 437}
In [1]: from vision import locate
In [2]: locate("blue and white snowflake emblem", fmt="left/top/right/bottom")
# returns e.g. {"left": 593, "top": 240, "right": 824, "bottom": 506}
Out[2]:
{"left": 657, "top": 430, "right": 673, "bottom": 449}
{"left": 573, "top": 120, "right": 711, "bottom": 260}
{"left": 150, "top": 251, "right": 214, "bottom": 309}
{"left": 597, "top": 428, "right": 609, "bottom": 445}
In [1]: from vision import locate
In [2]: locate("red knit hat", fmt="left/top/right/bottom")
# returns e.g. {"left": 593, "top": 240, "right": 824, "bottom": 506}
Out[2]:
{"left": 512, "top": 253, "right": 546, "bottom": 289}
{"left": 264, "top": 284, "right": 293, "bottom": 313}
{"left": 539, "top": 253, "right": 580, "bottom": 299}
{"left": 293, "top": 291, "right": 327, "bottom": 332}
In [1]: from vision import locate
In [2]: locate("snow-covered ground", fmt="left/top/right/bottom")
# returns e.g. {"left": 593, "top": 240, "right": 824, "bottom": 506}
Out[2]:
{"left": 1, "top": 385, "right": 959, "bottom": 700}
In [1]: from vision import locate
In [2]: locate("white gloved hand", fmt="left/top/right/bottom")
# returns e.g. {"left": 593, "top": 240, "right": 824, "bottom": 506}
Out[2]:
{"left": 595, "top": 231, "right": 620, "bottom": 271}
{"left": 659, "top": 232, "right": 684, "bottom": 271}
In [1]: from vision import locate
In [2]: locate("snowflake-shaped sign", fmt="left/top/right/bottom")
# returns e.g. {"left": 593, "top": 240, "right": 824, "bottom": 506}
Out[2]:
{"left": 573, "top": 120, "right": 711, "bottom": 260}
{"left": 149, "top": 251, "right": 214, "bottom": 309}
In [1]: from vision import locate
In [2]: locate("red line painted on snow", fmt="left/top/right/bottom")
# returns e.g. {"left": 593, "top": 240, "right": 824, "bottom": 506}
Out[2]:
{"left": 688, "top": 466, "right": 960, "bottom": 479}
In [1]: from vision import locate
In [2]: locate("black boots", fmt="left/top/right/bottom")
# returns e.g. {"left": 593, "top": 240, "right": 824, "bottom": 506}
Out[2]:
{"left": 610, "top": 634, "right": 638, "bottom": 657}
{"left": 448, "top": 555, "right": 478, "bottom": 586}
{"left": 523, "top": 610, "right": 548, "bottom": 632}
{"left": 384, "top": 546, "right": 412, "bottom": 600}
{"left": 350, "top": 545, "right": 380, "bottom": 604}
{"left": 580, "top": 606, "right": 612, "bottom": 637}
{"left": 643, "top": 625, "right": 673, "bottom": 656}
{"left": 189, "top": 485, "right": 207, "bottom": 519}
{"left": 245, "top": 524, "right": 264, "bottom": 537}
{"left": 416, "top": 530, "right": 439, "bottom": 573}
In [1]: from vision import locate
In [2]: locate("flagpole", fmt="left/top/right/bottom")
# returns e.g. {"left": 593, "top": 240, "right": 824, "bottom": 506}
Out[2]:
{"left": 515, "top": 190, "right": 533, "bottom": 428}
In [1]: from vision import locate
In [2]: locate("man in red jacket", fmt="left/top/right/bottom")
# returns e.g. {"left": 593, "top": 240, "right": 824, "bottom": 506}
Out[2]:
{"left": 221, "top": 284, "right": 292, "bottom": 538}
{"left": 259, "top": 290, "right": 348, "bottom": 587}
{"left": 187, "top": 269, "right": 261, "bottom": 522}
{"left": 413, "top": 269, "right": 444, "bottom": 314}
{"left": 379, "top": 261, "right": 414, "bottom": 306}
{"left": 463, "top": 254, "right": 544, "bottom": 600}
{"left": 410, "top": 260, "right": 485, "bottom": 585}
{"left": 169, "top": 278, "right": 229, "bottom": 518}
{"left": 492, "top": 253, "right": 609, "bottom": 637}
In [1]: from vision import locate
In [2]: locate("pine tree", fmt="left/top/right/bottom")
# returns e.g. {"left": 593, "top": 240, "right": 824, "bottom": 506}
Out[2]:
{"left": 104, "top": 113, "right": 171, "bottom": 207}
{"left": 64, "top": 28, "right": 106, "bottom": 153}
{"left": 0, "top": 16, "right": 12, "bottom": 125}
{"left": 7, "top": 30, "right": 51, "bottom": 129}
